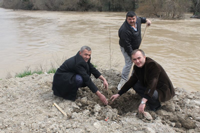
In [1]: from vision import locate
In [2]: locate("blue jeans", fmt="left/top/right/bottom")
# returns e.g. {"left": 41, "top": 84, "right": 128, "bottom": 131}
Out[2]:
{"left": 120, "top": 47, "right": 133, "bottom": 81}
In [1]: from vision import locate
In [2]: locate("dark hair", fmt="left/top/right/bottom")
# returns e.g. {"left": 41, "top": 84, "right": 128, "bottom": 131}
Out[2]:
{"left": 131, "top": 49, "right": 145, "bottom": 56}
{"left": 80, "top": 46, "right": 91, "bottom": 52}
{"left": 126, "top": 11, "right": 136, "bottom": 18}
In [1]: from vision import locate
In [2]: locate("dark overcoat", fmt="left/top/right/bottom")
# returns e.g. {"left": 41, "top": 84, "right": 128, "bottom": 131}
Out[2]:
{"left": 52, "top": 51, "right": 101, "bottom": 100}
{"left": 119, "top": 57, "right": 175, "bottom": 102}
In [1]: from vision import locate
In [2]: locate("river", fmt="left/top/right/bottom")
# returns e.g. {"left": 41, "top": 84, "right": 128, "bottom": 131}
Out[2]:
{"left": 0, "top": 8, "right": 199, "bottom": 92}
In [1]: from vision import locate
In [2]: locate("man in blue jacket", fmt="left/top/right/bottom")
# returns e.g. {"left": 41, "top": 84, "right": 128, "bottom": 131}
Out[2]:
{"left": 118, "top": 11, "right": 151, "bottom": 90}
{"left": 52, "top": 46, "right": 108, "bottom": 105}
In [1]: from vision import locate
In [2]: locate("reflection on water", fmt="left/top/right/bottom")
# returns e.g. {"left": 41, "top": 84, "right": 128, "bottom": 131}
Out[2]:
{"left": 0, "top": 8, "right": 199, "bottom": 92}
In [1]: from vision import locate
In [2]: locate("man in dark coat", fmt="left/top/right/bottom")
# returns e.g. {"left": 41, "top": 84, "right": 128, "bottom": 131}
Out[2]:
{"left": 52, "top": 46, "right": 108, "bottom": 105}
{"left": 117, "top": 11, "right": 151, "bottom": 90}
{"left": 111, "top": 49, "right": 175, "bottom": 113}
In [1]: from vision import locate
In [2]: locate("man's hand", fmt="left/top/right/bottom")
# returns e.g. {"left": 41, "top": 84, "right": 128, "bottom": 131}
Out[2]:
{"left": 138, "top": 98, "right": 148, "bottom": 113}
{"left": 110, "top": 94, "right": 120, "bottom": 102}
{"left": 96, "top": 91, "right": 108, "bottom": 105}
{"left": 99, "top": 94, "right": 108, "bottom": 105}
{"left": 146, "top": 19, "right": 151, "bottom": 26}
{"left": 138, "top": 103, "right": 146, "bottom": 113}
{"left": 103, "top": 80, "right": 108, "bottom": 90}
{"left": 99, "top": 75, "right": 108, "bottom": 90}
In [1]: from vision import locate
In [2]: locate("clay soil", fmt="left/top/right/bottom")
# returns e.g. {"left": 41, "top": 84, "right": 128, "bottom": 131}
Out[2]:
{"left": 0, "top": 69, "right": 200, "bottom": 133}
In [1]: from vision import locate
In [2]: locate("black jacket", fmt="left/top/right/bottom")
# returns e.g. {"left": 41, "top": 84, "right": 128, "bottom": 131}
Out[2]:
{"left": 52, "top": 51, "right": 101, "bottom": 100}
{"left": 119, "top": 17, "right": 146, "bottom": 57}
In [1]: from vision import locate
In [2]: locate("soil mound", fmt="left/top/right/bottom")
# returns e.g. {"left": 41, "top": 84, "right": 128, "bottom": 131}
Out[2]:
{"left": 0, "top": 69, "right": 200, "bottom": 132}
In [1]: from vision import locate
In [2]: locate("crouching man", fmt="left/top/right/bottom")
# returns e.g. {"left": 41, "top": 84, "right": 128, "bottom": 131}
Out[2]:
{"left": 110, "top": 49, "right": 175, "bottom": 113}
{"left": 52, "top": 46, "right": 108, "bottom": 105}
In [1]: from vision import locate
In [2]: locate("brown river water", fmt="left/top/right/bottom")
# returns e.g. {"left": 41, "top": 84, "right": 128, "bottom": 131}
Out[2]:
{"left": 0, "top": 8, "right": 200, "bottom": 92}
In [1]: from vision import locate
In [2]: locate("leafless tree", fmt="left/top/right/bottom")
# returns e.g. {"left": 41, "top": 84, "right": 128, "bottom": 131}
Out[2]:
{"left": 136, "top": 0, "right": 191, "bottom": 19}
{"left": 191, "top": 0, "right": 200, "bottom": 16}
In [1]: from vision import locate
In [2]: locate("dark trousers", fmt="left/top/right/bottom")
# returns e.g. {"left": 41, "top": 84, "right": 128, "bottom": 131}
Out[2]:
{"left": 69, "top": 74, "right": 83, "bottom": 100}
{"left": 75, "top": 74, "right": 83, "bottom": 88}
{"left": 133, "top": 81, "right": 161, "bottom": 111}
{"left": 54, "top": 74, "right": 83, "bottom": 101}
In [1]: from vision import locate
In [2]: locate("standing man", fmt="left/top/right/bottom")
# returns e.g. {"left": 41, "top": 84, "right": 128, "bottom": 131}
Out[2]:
{"left": 52, "top": 46, "right": 108, "bottom": 105}
{"left": 111, "top": 49, "right": 175, "bottom": 113}
{"left": 118, "top": 11, "right": 151, "bottom": 90}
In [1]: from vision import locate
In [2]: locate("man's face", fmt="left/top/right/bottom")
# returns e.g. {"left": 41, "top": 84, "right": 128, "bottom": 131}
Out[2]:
{"left": 79, "top": 49, "right": 91, "bottom": 62}
{"left": 132, "top": 51, "right": 146, "bottom": 68}
{"left": 126, "top": 16, "right": 137, "bottom": 26}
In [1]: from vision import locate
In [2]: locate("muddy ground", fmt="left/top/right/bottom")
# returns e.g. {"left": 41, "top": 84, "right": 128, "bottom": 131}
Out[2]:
{"left": 0, "top": 69, "right": 200, "bottom": 133}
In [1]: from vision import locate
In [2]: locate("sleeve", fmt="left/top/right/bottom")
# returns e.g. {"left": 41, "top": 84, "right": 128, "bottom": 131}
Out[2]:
{"left": 144, "top": 62, "right": 161, "bottom": 98}
{"left": 89, "top": 62, "right": 101, "bottom": 78}
{"left": 139, "top": 17, "right": 147, "bottom": 23}
{"left": 75, "top": 63, "right": 98, "bottom": 93}
{"left": 118, "top": 73, "right": 138, "bottom": 95}
{"left": 120, "top": 31, "right": 133, "bottom": 57}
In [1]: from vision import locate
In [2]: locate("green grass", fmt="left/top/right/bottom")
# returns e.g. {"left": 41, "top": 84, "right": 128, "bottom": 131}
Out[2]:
{"left": 15, "top": 67, "right": 57, "bottom": 78}
{"left": 33, "top": 70, "right": 43, "bottom": 75}
{"left": 15, "top": 70, "right": 32, "bottom": 78}
{"left": 47, "top": 68, "right": 57, "bottom": 74}
{"left": 14, "top": 62, "right": 97, "bottom": 78}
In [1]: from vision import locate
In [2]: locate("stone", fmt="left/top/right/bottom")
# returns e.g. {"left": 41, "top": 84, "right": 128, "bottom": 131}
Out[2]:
{"left": 193, "top": 100, "right": 200, "bottom": 106}
{"left": 80, "top": 97, "right": 88, "bottom": 105}
{"left": 71, "top": 112, "right": 79, "bottom": 119}
{"left": 110, "top": 122, "right": 121, "bottom": 129}
{"left": 93, "top": 121, "right": 101, "bottom": 129}
{"left": 196, "top": 117, "right": 200, "bottom": 122}
{"left": 71, "top": 102, "right": 80, "bottom": 109}
{"left": 179, "top": 117, "right": 196, "bottom": 129}
{"left": 175, "top": 105, "right": 181, "bottom": 111}
{"left": 143, "top": 112, "right": 153, "bottom": 121}
{"left": 157, "top": 109, "right": 172, "bottom": 116}
{"left": 144, "top": 127, "right": 156, "bottom": 133}
{"left": 93, "top": 104, "right": 101, "bottom": 112}
{"left": 172, "top": 95, "right": 179, "bottom": 101}
{"left": 170, "top": 122, "right": 176, "bottom": 127}
{"left": 82, "top": 110, "right": 90, "bottom": 116}
{"left": 162, "top": 100, "right": 175, "bottom": 112}
{"left": 187, "top": 94, "right": 194, "bottom": 99}
{"left": 175, "top": 122, "right": 182, "bottom": 128}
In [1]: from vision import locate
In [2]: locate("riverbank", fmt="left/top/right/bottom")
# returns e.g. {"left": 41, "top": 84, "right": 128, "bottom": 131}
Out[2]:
{"left": 0, "top": 8, "right": 200, "bottom": 91}
{"left": 0, "top": 69, "right": 199, "bottom": 132}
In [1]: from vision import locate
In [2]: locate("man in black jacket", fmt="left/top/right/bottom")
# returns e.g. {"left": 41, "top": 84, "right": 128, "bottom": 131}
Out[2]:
{"left": 52, "top": 46, "right": 108, "bottom": 105}
{"left": 117, "top": 11, "right": 151, "bottom": 90}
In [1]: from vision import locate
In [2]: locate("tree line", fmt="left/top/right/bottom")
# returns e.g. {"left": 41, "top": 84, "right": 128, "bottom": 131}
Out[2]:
{"left": 137, "top": 0, "right": 200, "bottom": 19}
{"left": 1, "top": 0, "right": 200, "bottom": 19}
